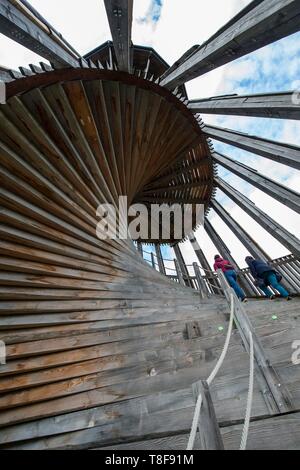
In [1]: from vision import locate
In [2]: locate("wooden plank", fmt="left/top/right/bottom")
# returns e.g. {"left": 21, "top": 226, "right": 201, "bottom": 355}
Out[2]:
{"left": 189, "top": 92, "right": 300, "bottom": 120}
{"left": 0, "top": 0, "right": 81, "bottom": 67}
{"left": 213, "top": 151, "right": 300, "bottom": 214}
{"left": 211, "top": 199, "right": 271, "bottom": 261}
{"left": 204, "top": 124, "right": 300, "bottom": 170}
{"left": 104, "top": 0, "right": 133, "bottom": 72}
{"left": 222, "top": 412, "right": 300, "bottom": 450}
{"left": 161, "top": 0, "right": 300, "bottom": 88}
{"left": 192, "top": 380, "right": 224, "bottom": 449}
{"left": 216, "top": 177, "right": 300, "bottom": 258}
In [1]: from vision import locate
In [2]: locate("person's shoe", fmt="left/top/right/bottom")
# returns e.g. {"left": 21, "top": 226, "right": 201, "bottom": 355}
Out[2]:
{"left": 286, "top": 296, "right": 293, "bottom": 301}
{"left": 242, "top": 298, "right": 248, "bottom": 303}
{"left": 269, "top": 295, "right": 276, "bottom": 300}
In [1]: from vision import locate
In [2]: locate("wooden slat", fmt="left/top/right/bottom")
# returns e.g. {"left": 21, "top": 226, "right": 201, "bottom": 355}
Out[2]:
{"left": 104, "top": 0, "right": 133, "bottom": 73}
{"left": 188, "top": 92, "right": 300, "bottom": 120}
{"left": 0, "top": 0, "right": 81, "bottom": 67}
{"left": 161, "top": 0, "right": 300, "bottom": 88}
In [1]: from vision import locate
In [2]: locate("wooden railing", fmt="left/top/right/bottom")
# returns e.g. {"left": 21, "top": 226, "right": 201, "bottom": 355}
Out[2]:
{"left": 139, "top": 248, "right": 300, "bottom": 298}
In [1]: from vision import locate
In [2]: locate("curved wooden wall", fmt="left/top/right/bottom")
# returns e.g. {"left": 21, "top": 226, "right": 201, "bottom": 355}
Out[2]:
{"left": 0, "top": 70, "right": 216, "bottom": 448}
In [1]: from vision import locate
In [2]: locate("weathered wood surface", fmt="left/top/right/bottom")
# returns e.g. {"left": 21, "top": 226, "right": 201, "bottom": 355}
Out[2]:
{"left": 216, "top": 177, "right": 300, "bottom": 259}
{"left": 204, "top": 124, "right": 300, "bottom": 170}
{"left": 0, "top": 68, "right": 215, "bottom": 448}
{"left": 213, "top": 151, "right": 300, "bottom": 214}
{"left": 96, "top": 411, "right": 300, "bottom": 450}
{"left": 104, "top": 0, "right": 133, "bottom": 73}
{"left": 192, "top": 380, "right": 224, "bottom": 450}
{"left": 211, "top": 200, "right": 271, "bottom": 262}
{"left": 189, "top": 92, "right": 300, "bottom": 120}
{"left": 161, "top": 0, "right": 300, "bottom": 88}
{"left": 0, "top": 10, "right": 299, "bottom": 448}
{"left": 0, "top": 0, "right": 81, "bottom": 67}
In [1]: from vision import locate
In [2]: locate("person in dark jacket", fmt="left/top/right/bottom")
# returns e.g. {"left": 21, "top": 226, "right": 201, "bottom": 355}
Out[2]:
{"left": 245, "top": 256, "right": 292, "bottom": 300}
{"left": 214, "top": 255, "right": 247, "bottom": 302}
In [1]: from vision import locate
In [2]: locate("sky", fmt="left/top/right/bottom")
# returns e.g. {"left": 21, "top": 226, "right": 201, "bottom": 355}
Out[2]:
{"left": 0, "top": 0, "right": 299, "bottom": 272}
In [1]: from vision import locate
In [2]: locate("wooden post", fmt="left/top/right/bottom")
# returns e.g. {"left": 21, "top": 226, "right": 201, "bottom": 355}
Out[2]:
{"left": 173, "top": 244, "right": 193, "bottom": 287}
{"left": 193, "top": 262, "right": 209, "bottom": 298}
{"left": 155, "top": 244, "right": 166, "bottom": 275}
{"left": 174, "top": 259, "right": 185, "bottom": 286}
{"left": 205, "top": 125, "right": 300, "bottom": 170}
{"left": 188, "top": 92, "right": 300, "bottom": 121}
{"left": 213, "top": 151, "right": 300, "bottom": 214}
{"left": 151, "top": 252, "right": 156, "bottom": 270}
{"left": 211, "top": 199, "right": 271, "bottom": 261}
{"left": 204, "top": 219, "right": 254, "bottom": 297}
{"left": 161, "top": 0, "right": 300, "bottom": 88}
{"left": 216, "top": 177, "right": 300, "bottom": 258}
{"left": 104, "top": 0, "right": 133, "bottom": 73}
{"left": 192, "top": 380, "right": 224, "bottom": 450}
{"left": 189, "top": 235, "right": 220, "bottom": 294}
{"left": 0, "top": 0, "right": 81, "bottom": 67}
{"left": 137, "top": 241, "right": 143, "bottom": 257}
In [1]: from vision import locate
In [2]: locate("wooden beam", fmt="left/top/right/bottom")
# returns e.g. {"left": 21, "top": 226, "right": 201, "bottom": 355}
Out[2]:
{"left": 0, "top": 66, "right": 13, "bottom": 83}
{"left": 216, "top": 177, "right": 300, "bottom": 258}
{"left": 189, "top": 235, "right": 220, "bottom": 294}
{"left": 213, "top": 151, "right": 300, "bottom": 214}
{"left": 204, "top": 219, "right": 240, "bottom": 270}
{"left": 188, "top": 92, "right": 300, "bottom": 120}
{"left": 192, "top": 380, "right": 224, "bottom": 450}
{"left": 0, "top": 0, "right": 81, "bottom": 67}
{"left": 161, "top": 0, "right": 300, "bottom": 89}
{"left": 211, "top": 199, "right": 271, "bottom": 261}
{"left": 143, "top": 157, "right": 210, "bottom": 191}
{"left": 138, "top": 197, "right": 207, "bottom": 204}
{"left": 204, "top": 124, "right": 300, "bottom": 170}
{"left": 140, "top": 180, "right": 207, "bottom": 195}
{"left": 204, "top": 218, "right": 254, "bottom": 296}
{"left": 104, "top": 0, "right": 133, "bottom": 73}
{"left": 155, "top": 244, "right": 166, "bottom": 275}
{"left": 173, "top": 244, "right": 193, "bottom": 287}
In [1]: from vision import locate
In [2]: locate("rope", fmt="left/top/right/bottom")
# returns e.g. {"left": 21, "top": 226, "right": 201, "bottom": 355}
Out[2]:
{"left": 187, "top": 392, "right": 203, "bottom": 450}
{"left": 240, "top": 330, "right": 254, "bottom": 450}
{"left": 205, "top": 281, "right": 224, "bottom": 292}
{"left": 207, "top": 294, "right": 235, "bottom": 386}
{"left": 187, "top": 293, "right": 235, "bottom": 450}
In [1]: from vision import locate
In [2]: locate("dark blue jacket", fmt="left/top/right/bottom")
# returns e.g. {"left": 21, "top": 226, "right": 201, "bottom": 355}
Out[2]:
{"left": 247, "top": 259, "right": 274, "bottom": 281}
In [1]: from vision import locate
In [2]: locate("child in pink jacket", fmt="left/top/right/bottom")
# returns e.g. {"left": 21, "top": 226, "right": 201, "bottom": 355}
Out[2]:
{"left": 214, "top": 255, "right": 247, "bottom": 302}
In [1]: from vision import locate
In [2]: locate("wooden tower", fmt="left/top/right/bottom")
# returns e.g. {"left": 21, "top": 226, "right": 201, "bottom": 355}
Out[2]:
{"left": 0, "top": 0, "right": 299, "bottom": 450}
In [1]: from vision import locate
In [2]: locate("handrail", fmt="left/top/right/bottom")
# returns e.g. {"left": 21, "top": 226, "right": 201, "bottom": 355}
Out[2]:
{"left": 240, "top": 330, "right": 254, "bottom": 451}
{"left": 187, "top": 293, "right": 235, "bottom": 450}
{"left": 138, "top": 245, "right": 300, "bottom": 297}
{"left": 187, "top": 271, "right": 256, "bottom": 450}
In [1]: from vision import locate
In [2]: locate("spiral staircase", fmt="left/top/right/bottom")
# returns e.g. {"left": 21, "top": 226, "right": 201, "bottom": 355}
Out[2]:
{"left": 0, "top": 0, "right": 299, "bottom": 449}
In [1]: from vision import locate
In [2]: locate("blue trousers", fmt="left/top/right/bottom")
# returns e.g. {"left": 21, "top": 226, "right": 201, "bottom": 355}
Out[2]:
{"left": 260, "top": 286, "right": 274, "bottom": 298}
{"left": 263, "top": 272, "right": 289, "bottom": 298}
{"left": 225, "top": 270, "right": 246, "bottom": 300}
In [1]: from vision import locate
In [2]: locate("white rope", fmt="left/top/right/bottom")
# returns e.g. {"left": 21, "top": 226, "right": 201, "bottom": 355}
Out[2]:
{"left": 187, "top": 293, "right": 235, "bottom": 450}
{"left": 186, "top": 391, "right": 203, "bottom": 450}
{"left": 207, "top": 293, "right": 235, "bottom": 386}
{"left": 240, "top": 330, "right": 254, "bottom": 450}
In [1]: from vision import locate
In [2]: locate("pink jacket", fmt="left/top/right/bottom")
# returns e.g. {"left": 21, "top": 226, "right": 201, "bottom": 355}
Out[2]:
{"left": 213, "top": 258, "right": 234, "bottom": 273}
